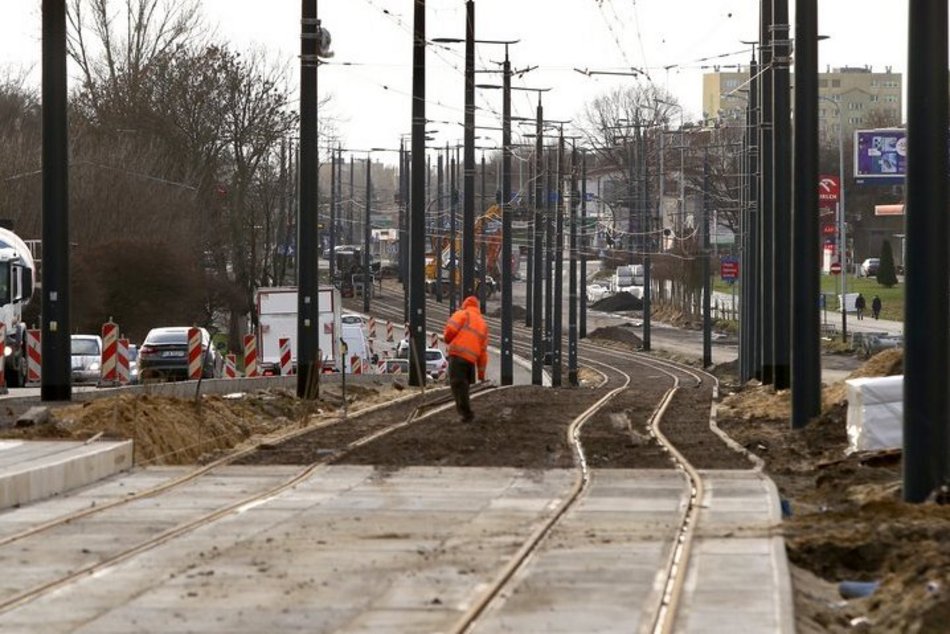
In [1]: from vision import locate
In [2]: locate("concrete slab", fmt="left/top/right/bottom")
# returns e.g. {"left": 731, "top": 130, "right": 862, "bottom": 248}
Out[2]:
{"left": 0, "top": 439, "right": 133, "bottom": 511}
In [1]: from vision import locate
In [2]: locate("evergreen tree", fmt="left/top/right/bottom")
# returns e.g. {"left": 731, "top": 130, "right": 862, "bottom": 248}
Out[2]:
{"left": 877, "top": 239, "right": 899, "bottom": 287}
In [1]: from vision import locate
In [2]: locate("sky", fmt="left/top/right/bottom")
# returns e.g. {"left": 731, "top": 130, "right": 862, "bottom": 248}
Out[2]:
{"left": 1, "top": 1, "right": 913, "bottom": 164}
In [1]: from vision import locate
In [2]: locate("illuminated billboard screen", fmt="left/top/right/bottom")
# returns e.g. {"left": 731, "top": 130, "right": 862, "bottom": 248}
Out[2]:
{"left": 854, "top": 129, "right": 906, "bottom": 181}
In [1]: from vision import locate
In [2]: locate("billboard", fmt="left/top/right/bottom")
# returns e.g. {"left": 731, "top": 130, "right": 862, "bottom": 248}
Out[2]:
{"left": 854, "top": 129, "right": 906, "bottom": 181}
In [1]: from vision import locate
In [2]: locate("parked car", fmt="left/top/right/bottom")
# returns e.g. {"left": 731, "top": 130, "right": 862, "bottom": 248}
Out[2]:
{"left": 341, "top": 313, "right": 368, "bottom": 327}
{"left": 70, "top": 334, "right": 102, "bottom": 384}
{"left": 859, "top": 258, "right": 880, "bottom": 277}
{"left": 138, "top": 327, "right": 223, "bottom": 381}
{"left": 425, "top": 348, "right": 448, "bottom": 379}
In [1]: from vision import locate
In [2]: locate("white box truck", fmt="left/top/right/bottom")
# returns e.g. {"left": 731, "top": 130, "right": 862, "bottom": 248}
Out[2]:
{"left": 255, "top": 287, "right": 342, "bottom": 374}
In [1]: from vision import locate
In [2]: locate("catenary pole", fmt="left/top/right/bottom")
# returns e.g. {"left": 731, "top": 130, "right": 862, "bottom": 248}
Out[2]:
{"left": 525, "top": 156, "right": 534, "bottom": 328}
{"left": 408, "top": 0, "right": 427, "bottom": 387}
{"left": 480, "top": 153, "right": 488, "bottom": 305}
{"left": 41, "top": 0, "right": 71, "bottom": 401}
{"left": 462, "top": 0, "right": 476, "bottom": 298}
{"left": 904, "top": 0, "right": 949, "bottom": 502}
{"left": 580, "top": 150, "right": 588, "bottom": 339}
{"left": 772, "top": 0, "right": 792, "bottom": 390}
{"left": 552, "top": 126, "right": 565, "bottom": 387}
{"left": 329, "top": 145, "right": 336, "bottom": 281}
{"left": 436, "top": 154, "right": 443, "bottom": 303}
{"left": 747, "top": 56, "right": 760, "bottom": 380}
{"left": 642, "top": 125, "right": 651, "bottom": 351}
{"left": 759, "top": 0, "right": 775, "bottom": 385}
{"left": 450, "top": 151, "right": 458, "bottom": 313}
{"left": 363, "top": 157, "right": 372, "bottom": 313}
{"left": 568, "top": 144, "right": 578, "bottom": 386}
{"left": 296, "top": 0, "right": 320, "bottom": 399}
{"left": 703, "top": 146, "right": 712, "bottom": 367}
{"left": 531, "top": 97, "right": 545, "bottom": 385}
{"left": 791, "top": 0, "right": 821, "bottom": 427}
{"left": 500, "top": 48, "right": 514, "bottom": 385}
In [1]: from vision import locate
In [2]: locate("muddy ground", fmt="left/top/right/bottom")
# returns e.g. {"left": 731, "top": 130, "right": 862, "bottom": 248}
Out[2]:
{"left": 718, "top": 348, "right": 949, "bottom": 634}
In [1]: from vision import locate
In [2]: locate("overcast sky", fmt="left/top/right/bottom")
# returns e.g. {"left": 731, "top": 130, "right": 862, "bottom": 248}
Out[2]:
{"left": 1, "top": 1, "right": 913, "bottom": 161}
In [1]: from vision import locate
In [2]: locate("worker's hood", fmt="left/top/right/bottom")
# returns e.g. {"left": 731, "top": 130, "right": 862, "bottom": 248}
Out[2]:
{"left": 462, "top": 295, "right": 480, "bottom": 310}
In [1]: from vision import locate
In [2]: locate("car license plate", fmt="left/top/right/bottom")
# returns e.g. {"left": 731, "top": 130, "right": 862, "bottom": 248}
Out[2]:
{"left": 162, "top": 351, "right": 185, "bottom": 358}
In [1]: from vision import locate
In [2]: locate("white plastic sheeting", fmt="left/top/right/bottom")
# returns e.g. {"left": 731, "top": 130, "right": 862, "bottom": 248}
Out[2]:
{"left": 845, "top": 375, "right": 903, "bottom": 453}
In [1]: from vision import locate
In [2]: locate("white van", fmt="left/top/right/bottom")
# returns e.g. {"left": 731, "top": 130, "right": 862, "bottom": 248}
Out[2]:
{"left": 340, "top": 322, "right": 371, "bottom": 371}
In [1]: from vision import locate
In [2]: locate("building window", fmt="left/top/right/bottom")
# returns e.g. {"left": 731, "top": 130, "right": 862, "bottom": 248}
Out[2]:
{"left": 870, "top": 95, "right": 879, "bottom": 102}
{"left": 832, "top": 79, "right": 841, "bottom": 88}
{"left": 819, "top": 79, "right": 828, "bottom": 87}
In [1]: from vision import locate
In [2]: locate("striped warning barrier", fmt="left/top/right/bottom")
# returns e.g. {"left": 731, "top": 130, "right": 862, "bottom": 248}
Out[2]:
{"left": 404, "top": 323, "right": 410, "bottom": 339}
{"left": 225, "top": 353, "right": 238, "bottom": 378}
{"left": 367, "top": 316, "right": 377, "bottom": 338}
{"left": 243, "top": 334, "right": 258, "bottom": 377}
{"left": 0, "top": 324, "right": 6, "bottom": 393}
{"left": 100, "top": 321, "right": 119, "bottom": 386}
{"left": 385, "top": 321, "right": 394, "bottom": 342}
{"left": 429, "top": 332, "right": 439, "bottom": 348}
{"left": 187, "top": 327, "right": 202, "bottom": 380}
{"left": 26, "top": 329, "right": 41, "bottom": 385}
{"left": 279, "top": 337, "right": 293, "bottom": 376}
{"left": 117, "top": 338, "right": 130, "bottom": 384}
{"left": 361, "top": 359, "right": 371, "bottom": 374}
{"left": 351, "top": 355, "right": 362, "bottom": 375}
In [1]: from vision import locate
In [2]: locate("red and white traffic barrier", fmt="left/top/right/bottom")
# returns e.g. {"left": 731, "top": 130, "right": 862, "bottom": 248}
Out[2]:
{"left": 429, "top": 332, "right": 439, "bottom": 348}
{"left": 187, "top": 327, "right": 202, "bottom": 380}
{"left": 351, "top": 355, "right": 362, "bottom": 375}
{"left": 26, "top": 328, "right": 41, "bottom": 385}
{"left": 385, "top": 321, "right": 394, "bottom": 342}
{"left": 100, "top": 321, "right": 119, "bottom": 385}
{"left": 404, "top": 323, "right": 410, "bottom": 339}
{"left": 0, "top": 324, "right": 6, "bottom": 393}
{"left": 243, "top": 334, "right": 258, "bottom": 377}
{"left": 367, "top": 316, "right": 377, "bottom": 338}
{"left": 117, "top": 338, "right": 130, "bottom": 384}
{"left": 225, "top": 353, "right": 238, "bottom": 378}
{"left": 279, "top": 337, "right": 293, "bottom": 376}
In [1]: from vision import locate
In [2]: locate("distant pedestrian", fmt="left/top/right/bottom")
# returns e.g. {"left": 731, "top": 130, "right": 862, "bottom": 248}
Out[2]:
{"left": 855, "top": 293, "right": 866, "bottom": 320}
{"left": 872, "top": 295, "right": 882, "bottom": 320}
{"left": 444, "top": 295, "right": 489, "bottom": 423}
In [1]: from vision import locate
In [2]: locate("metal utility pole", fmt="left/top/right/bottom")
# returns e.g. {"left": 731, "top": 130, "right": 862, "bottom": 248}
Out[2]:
{"left": 531, "top": 97, "right": 545, "bottom": 385}
{"left": 336, "top": 146, "right": 343, "bottom": 243}
{"left": 436, "top": 154, "right": 444, "bottom": 303}
{"left": 328, "top": 146, "right": 336, "bottom": 281}
{"left": 462, "top": 0, "right": 476, "bottom": 298}
{"left": 772, "top": 0, "right": 792, "bottom": 390}
{"left": 568, "top": 144, "right": 579, "bottom": 386}
{"left": 702, "top": 146, "right": 712, "bottom": 367}
{"left": 759, "top": 0, "right": 775, "bottom": 385}
{"left": 552, "top": 126, "right": 565, "bottom": 386}
{"left": 580, "top": 150, "right": 588, "bottom": 339}
{"left": 627, "top": 132, "right": 637, "bottom": 265}
{"left": 349, "top": 154, "right": 355, "bottom": 244}
{"left": 525, "top": 156, "right": 534, "bottom": 328}
{"left": 398, "top": 138, "right": 405, "bottom": 288}
{"left": 41, "top": 0, "right": 71, "bottom": 401}
{"left": 743, "top": 54, "right": 760, "bottom": 382}
{"left": 544, "top": 147, "right": 554, "bottom": 364}
{"left": 500, "top": 47, "right": 513, "bottom": 385}
{"left": 791, "top": 0, "right": 820, "bottom": 428}
{"left": 363, "top": 156, "right": 372, "bottom": 313}
{"left": 480, "top": 153, "right": 488, "bottom": 306}
{"left": 408, "top": 0, "right": 427, "bottom": 387}
{"left": 641, "top": 126, "right": 651, "bottom": 351}
{"left": 904, "top": 0, "right": 949, "bottom": 503}
{"left": 450, "top": 151, "right": 458, "bottom": 313}
{"left": 297, "top": 0, "right": 321, "bottom": 398}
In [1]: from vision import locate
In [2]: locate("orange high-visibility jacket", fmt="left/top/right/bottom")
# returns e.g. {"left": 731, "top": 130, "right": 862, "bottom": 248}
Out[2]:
{"left": 444, "top": 295, "right": 489, "bottom": 376}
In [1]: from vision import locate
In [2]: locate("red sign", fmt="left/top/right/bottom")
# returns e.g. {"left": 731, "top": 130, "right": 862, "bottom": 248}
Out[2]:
{"left": 720, "top": 258, "right": 739, "bottom": 281}
{"left": 818, "top": 175, "right": 840, "bottom": 206}
{"left": 830, "top": 261, "right": 842, "bottom": 275}
{"left": 822, "top": 224, "right": 837, "bottom": 236}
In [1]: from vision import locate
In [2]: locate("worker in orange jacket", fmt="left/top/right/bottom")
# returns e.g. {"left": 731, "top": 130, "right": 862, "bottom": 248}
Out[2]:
{"left": 443, "top": 295, "right": 489, "bottom": 422}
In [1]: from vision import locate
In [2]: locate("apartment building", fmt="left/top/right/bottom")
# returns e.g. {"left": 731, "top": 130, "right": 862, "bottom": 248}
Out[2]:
{"left": 702, "top": 65, "right": 903, "bottom": 138}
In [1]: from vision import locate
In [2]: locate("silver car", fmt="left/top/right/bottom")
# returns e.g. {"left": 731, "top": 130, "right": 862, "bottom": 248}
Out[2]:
{"left": 70, "top": 335, "right": 102, "bottom": 384}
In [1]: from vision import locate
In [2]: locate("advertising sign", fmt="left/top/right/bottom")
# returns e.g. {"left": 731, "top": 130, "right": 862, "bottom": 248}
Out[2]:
{"left": 854, "top": 129, "right": 906, "bottom": 181}
{"left": 720, "top": 256, "right": 739, "bottom": 283}
{"left": 818, "top": 175, "right": 840, "bottom": 206}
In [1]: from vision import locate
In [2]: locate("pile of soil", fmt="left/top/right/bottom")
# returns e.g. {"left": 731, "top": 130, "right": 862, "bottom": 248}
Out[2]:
{"left": 591, "top": 292, "right": 643, "bottom": 312}
{"left": 0, "top": 384, "right": 399, "bottom": 466}
{"left": 587, "top": 325, "right": 643, "bottom": 351}
{"left": 717, "top": 348, "right": 948, "bottom": 633}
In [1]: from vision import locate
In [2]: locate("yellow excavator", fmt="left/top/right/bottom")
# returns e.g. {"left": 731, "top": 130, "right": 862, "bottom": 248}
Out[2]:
{"left": 425, "top": 203, "right": 501, "bottom": 298}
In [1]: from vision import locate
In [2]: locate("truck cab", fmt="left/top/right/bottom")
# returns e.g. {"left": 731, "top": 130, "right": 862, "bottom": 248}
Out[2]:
{"left": 0, "top": 227, "right": 36, "bottom": 387}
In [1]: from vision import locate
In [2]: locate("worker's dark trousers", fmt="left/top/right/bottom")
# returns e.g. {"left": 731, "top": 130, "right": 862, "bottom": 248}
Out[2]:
{"left": 448, "top": 356, "right": 476, "bottom": 421}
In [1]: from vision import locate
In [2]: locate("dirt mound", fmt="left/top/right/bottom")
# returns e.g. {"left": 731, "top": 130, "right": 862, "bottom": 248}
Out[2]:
{"left": 0, "top": 385, "right": 398, "bottom": 466}
{"left": 488, "top": 305, "right": 527, "bottom": 320}
{"left": 824, "top": 348, "right": 904, "bottom": 406}
{"left": 591, "top": 292, "right": 643, "bottom": 312}
{"left": 587, "top": 325, "right": 642, "bottom": 351}
{"left": 718, "top": 356, "right": 950, "bottom": 633}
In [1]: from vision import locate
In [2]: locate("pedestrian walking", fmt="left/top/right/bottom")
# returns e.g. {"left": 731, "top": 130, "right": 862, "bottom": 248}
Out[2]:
{"left": 444, "top": 295, "right": 489, "bottom": 422}
{"left": 855, "top": 293, "right": 866, "bottom": 320}
{"left": 872, "top": 295, "right": 882, "bottom": 320}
